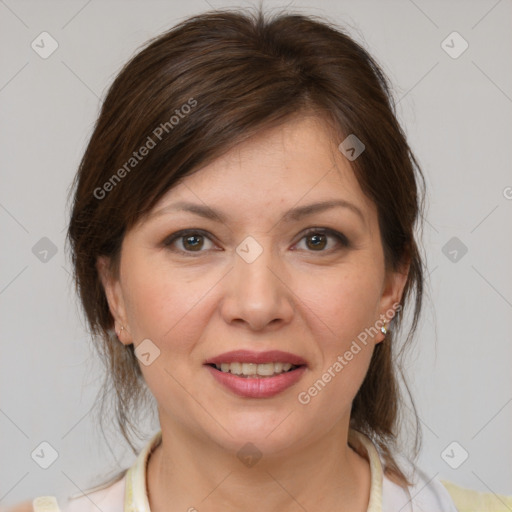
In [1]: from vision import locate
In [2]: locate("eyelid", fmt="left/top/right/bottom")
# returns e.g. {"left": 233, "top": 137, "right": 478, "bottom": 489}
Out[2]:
{"left": 163, "top": 227, "right": 350, "bottom": 254}
{"left": 294, "top": 227, "right": 350, "bottom": 250}
{"left": 163, "top": 229, "right": 218, "bottom": 254}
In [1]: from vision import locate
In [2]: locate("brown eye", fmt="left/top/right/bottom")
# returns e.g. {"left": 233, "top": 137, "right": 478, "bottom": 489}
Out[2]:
{"left": 164, "top": 229, "right": 215, "bottom": 254}
{"left": 295, "top": 228, "right": 350, "bottom": 253}
{"left": 182, "top": 234, "right": 204, "bottom": 251}
{"left": 306, "top": 233, "right": 327, "bottom": 250}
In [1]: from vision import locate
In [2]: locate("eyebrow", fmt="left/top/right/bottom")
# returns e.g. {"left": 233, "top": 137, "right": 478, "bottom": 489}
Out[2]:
{"left": 150, "top": 199, "right": 365, "bottom": 225}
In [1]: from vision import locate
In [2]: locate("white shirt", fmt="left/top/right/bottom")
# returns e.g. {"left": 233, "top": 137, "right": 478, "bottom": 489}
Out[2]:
{"left": 32, "top": 429, "right": 459, "bottom": 512}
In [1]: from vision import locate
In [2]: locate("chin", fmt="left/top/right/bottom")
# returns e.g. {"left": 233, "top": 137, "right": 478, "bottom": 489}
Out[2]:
{"left": 202, "top": 410, "right": 310, "bottom": 456}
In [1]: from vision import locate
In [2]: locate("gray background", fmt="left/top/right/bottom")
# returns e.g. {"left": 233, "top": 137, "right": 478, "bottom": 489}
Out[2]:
{"left": 1, "top": 0, "right": 511, "bottom": 507}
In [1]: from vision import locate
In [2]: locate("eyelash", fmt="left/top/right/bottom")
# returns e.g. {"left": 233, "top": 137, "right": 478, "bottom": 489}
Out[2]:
{"left": 163, "top": 228, "right": 350, "bottom": 256}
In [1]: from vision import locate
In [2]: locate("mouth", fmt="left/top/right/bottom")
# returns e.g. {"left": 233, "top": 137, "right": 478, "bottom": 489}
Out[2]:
{"left": 203, "top": 350, "right": 308, "bottom": 398}
{"left": 207, "top": 361, "right": 303, "bottom": 378}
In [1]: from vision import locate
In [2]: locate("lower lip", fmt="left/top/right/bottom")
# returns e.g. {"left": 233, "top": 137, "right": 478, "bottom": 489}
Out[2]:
{"left": 205, "top": 365, "right": 307, "bottom": 398}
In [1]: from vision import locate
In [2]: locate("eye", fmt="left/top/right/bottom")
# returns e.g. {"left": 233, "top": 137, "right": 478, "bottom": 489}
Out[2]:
{"left": 163, "top": 229, "right": 216, "bottom": 254}
{"left": 163, "top": 227, "right": 350, "bottom": 256}
{"left": 294, "top": 228, "right": 349, "bottom": 252}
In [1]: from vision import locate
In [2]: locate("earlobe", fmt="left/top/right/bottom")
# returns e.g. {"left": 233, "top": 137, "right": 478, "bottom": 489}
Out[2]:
{"left": 377, "top": 259, "right": 410, "bottom": 342}
{"left": 382, "top": 269, "right": 408, "bottom": 313}
{"left": 96, "top": 256, "right": 131, "bottom": 344}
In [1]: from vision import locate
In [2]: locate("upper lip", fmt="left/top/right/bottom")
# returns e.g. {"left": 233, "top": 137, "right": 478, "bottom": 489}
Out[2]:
{"left": 204, "top": 350, "right": 308, "bottom": 366}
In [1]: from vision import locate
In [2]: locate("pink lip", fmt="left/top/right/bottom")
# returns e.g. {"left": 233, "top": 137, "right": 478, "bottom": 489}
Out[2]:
{"left": 204, "top": 350, "right": 308, "bottom": 398}
{"left": 205, "top": 365, "right": 307, "bottom": 398}
{"left": 204, "top": 350, "right": 308, "bottom": 366}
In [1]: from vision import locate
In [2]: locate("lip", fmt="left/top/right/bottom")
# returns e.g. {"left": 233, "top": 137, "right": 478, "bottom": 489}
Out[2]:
{"left": 204, "top": 350, "right": 308, "bottom": 399}
{"left": 205, "top": 364, "right": 307, "bottom": 398}
{"left": 204, "top": 349, "right": 308, "bottom": 366}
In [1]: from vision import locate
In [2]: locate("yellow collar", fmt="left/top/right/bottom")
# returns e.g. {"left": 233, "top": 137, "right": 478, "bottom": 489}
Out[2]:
{"left": 123, "top": 428, "right": 383, "bottom": 512}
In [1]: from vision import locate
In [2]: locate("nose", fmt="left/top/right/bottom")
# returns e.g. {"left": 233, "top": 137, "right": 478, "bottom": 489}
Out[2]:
{"left": 220, "top": 240, "right": 294, "bottom": 332}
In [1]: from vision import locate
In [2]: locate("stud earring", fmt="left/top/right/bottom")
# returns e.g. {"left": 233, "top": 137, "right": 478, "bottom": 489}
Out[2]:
{"left": 380, "top": 321, "right": 387, "bottom": 336}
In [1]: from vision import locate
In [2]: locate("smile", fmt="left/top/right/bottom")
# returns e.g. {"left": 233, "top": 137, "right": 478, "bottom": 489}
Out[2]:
{"left": 211, "top": 362, "right": 299, "bottom": 377}
{"left": 204, "top": 350, "right": 308, "bottom": 398}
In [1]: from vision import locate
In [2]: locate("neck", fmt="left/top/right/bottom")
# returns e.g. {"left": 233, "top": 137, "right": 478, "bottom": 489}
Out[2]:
{"left": 146, "top": 420, "right": 371, "bottom": 512}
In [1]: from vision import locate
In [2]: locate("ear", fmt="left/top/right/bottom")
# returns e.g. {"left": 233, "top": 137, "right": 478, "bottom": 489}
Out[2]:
{"left": 96, "top": 255, "right": 133, "bottom": 345}
{"left": 375, "top": 256, "right": 410, "bottom": 344}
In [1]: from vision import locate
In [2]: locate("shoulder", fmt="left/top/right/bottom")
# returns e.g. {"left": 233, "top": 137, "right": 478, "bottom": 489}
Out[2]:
{"left": 63, "top": 475, "right": 126, "bottom": 512}
{"left": 17, "top": 473, "right": 127, "bottom": 512}
{"left": 440, "top": 479, "right": 512, "bottom": 512}
{"left": 1, "top": 501, "right": 33, "bottom": 512}
{"left": 382, "top": 466, "right": 459, "bottom": 512}
{"left": 382, "top": 465, "right": 512, "bottom": 512}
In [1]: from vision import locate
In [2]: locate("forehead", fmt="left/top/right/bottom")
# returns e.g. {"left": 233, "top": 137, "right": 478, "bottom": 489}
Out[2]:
{"left": 146, "top": 115, "right": 376, "bottom": 228}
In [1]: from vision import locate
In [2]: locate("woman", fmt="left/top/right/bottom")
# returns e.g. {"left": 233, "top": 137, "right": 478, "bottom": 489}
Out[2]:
{"left": 11, "top": 7, "right": 511, "bottom": 512}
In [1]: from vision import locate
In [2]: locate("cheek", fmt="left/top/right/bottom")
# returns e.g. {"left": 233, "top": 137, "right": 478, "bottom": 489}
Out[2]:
{"left": 121, "top": 254, "right": 217, "bottom": 350}
{"left": 295, "top": 267, "right": 379, "bottom": 418}
{"left": 297, "top": 263, "right": 382, "bottom": 350}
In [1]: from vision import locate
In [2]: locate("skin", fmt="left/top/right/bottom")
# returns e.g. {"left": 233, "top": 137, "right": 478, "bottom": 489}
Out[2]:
{"left": 98, "top": 114, "right": 409, "bottom": 512}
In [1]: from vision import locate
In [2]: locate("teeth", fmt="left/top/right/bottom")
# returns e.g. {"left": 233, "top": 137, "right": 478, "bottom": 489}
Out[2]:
{"left": 256, "top": 363, "right": 274, "bottom": 376}
{"left": 242, "top": 362, "right": 257, "bottom": 375}
{"left": 214, "top": 362, "right": 298, "bottom": 377}
{"left": 230, "top": 362, "right": 242, "bottom": 375}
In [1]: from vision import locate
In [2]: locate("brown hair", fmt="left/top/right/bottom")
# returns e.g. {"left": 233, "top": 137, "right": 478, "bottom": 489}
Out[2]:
{"left": 67, "top": 7, "right": 425, "bottom": 489}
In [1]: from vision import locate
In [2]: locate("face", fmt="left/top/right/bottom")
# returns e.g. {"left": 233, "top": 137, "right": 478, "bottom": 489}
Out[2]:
{"left": 98, "top": 115, "right": 408, "bottom": 457}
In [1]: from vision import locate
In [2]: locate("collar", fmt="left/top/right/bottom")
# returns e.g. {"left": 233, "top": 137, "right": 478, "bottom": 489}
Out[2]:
{"left": 124, "top": 428, "right": 383, "bottom": 512}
